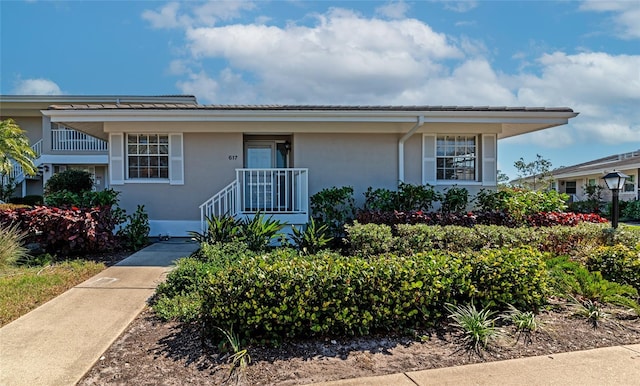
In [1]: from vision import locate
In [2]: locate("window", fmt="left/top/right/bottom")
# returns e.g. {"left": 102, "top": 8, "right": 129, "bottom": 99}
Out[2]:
{"left": 624, "top": 175, "right": 635, "bottom": 193}
{"left": 436, "top": 135, "right": 476, "bottom": 181}
{"left": 126, "top": 134, "right": 169, "bottom": 179}
{"left": 565, "top": 181, "right": 577, "bottom": 194}
{"left": 588, "top": 178, "right": 596, "bottom": 186}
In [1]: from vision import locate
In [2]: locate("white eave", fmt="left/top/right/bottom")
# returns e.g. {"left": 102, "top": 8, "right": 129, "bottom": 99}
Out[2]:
{"left": 41, "top": 106, "right": 578, "bottom": 140}
{"left": 41, "top": 108, "right": 577, "bottom": 122}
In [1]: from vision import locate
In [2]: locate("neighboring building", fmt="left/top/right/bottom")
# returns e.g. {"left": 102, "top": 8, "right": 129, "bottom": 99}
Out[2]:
{"left": 1, "top": 96, "right": 578, "bottom": 236}
{"left": 549, "top": 150, "right": 639, "bottom": 202}
{"left": 0, "top": 95, "right": 197, "bottom": 197}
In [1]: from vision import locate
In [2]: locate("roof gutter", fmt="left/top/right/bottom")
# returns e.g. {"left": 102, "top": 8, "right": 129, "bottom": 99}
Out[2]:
{"left": 399, "top": 116, "right": 425, "bottom": 183}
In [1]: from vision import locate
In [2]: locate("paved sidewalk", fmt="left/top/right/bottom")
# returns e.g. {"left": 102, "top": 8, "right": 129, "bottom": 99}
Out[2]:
{"left": 0, "top": 240, "right": 198, "bottom": 386}
{"left": 313, "top": 344, "right": 640, "bottom": 386}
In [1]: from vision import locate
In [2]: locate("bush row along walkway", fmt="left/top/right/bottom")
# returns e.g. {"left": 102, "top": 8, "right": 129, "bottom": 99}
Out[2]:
{"left": 0, "top": 240, "right": 199, "bottom": 386}
{"left": 1, "top": 239, "right": 639, "bottom": 386}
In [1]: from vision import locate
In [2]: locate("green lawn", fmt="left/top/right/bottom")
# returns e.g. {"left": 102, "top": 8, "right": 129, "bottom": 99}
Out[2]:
{"left": 0, "top": 260, "right": 105, "bottom": 327}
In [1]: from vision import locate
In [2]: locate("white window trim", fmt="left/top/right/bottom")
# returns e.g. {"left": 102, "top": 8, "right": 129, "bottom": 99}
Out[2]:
{"left": 434, "top": 134, "right": 479, "bottom": 184}
{"left": 422, "top": 133, "right": 496, "bottom": 186}
{"left": 109, "top": 132, "right": 183, "bottom": 185}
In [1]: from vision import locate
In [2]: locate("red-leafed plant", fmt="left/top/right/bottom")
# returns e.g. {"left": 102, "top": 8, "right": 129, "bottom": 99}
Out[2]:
{"left": 0, "top": 205, "right": 122, "bottom": 255}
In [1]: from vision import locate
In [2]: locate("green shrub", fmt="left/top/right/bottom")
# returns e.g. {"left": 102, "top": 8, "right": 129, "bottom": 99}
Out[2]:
{"left": 117, "top": 204, "right": 150, "bottom": 251}
{"left": 201, "top": 249, "right": 464, "bottom": 342}
{"left": 440, "top": 186, "right": 469, "bottom": 213}
{"left": 239, "top": 212, "right": 285, "bottom": 252}
{"left": 396, "top": 183, "right": 441, "bottom": 212}
{"left": 155, "top": 257, "right": 213, "bottom": 321}
{"left": 310, "top": 186, "right": 356, "bottom": 238}
{"left": 393, "top": 223, "right": 619, "bottom": 257}
{"left": 546, "top": 256, "right": 639, "bottom": 313}
{"left": 587, "top": 244, "right": 640, "bottom": 291}
{"left": 290, "top": 217, "right": 333, "bottom": 255}
{"left": 363, "top": 183, "right": 441, "bottom": 212}
{"left": 189, "top": 214, "right": 241, "bottom": 245}
{"left": 44, "top": 188, "right": 120, "bottom": 208}
{"left": 154, "top": 242, "right": 255, "bottom": 322}
{"left": 0, "top": 224, "right": 28, "bottom": 268}
{"left": 502, "top": 188, "right": 568, "bottom": 223}
{"left": 463, "top": 247, "right": 551, "bottom": 309}
{"left": 600, "top": 225, "right": 640, "bottom": 247}
{"left": 44, "top": 169, "right": 93, "bottom": 195}
{"left": 363, "top": 187, "right": 397, "bottom": 212}
{"left": 198, "top": 247, "right": 549, "bottom": 343}
{"left": 345, "top": 221, "right": 394, "bottom": 256}
{"left": 473, "top": 189, "right": 510, "bottom": 212}
{"left": 622, "top": 200, "right": 640, "bottom": 220}
{"left": 199, "top": 241, "right": 254, "bottom": 265}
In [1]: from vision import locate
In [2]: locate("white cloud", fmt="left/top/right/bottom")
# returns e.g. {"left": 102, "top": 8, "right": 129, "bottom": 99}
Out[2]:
{"left": 441, "top": 1, "right": 478, "bottom": 13}
{"left": 175, "top": 70, "right": 220, "bottom": 102}
{"left": 508, "top": 51, "right": 640, "bottom": 145}
{"left": 375, "top": 1, "right": 410, "bottom": 19}
{"left": 580, "top": 0, "right": 640, "bottom": 39}
{"left": 181, "top": 8, "right": 462, "bottom": 103}
{"left": 13, "top": 78, "right": 63, "bottom": 95}
{"left": 142, "top": 2, "right": 183, "bottom": 29}
{"left": 142, "top": 0, "right": 255, "bottom": 29}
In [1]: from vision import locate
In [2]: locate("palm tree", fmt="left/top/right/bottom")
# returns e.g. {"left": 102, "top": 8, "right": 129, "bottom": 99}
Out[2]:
{"left": 1, "top": 119, "right": 37, "bottom": 199}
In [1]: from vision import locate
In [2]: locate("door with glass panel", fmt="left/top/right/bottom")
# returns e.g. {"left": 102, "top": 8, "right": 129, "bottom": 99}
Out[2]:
{"left": 243, "top": 141, "right": 289, "bottom": 211}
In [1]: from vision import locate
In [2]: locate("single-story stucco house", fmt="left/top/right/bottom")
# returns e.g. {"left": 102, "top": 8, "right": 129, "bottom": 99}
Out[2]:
{"left": 550, "top": 150, "right": 639, "bottom": 202}
{"left": 1, "top": 95, "right": 578, "bottom": 236}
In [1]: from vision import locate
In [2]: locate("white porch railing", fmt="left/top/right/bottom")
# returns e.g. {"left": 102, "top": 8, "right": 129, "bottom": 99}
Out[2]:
{"left": 199, "top": 179, "right": 239, "bottom": 226}
{"left": 237, "top": 168, "right": 308, "bottom": 214}
{"left": 52, "top": 128, "right": 108, "bottom": 151}
{"left": 199, "top": 168, "right": 309, "bottom": 231}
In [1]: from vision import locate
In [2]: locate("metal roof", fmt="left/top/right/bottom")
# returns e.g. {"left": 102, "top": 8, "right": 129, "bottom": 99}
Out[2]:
{"left": 47, "top": 103, "right": 575, "bottom": 112}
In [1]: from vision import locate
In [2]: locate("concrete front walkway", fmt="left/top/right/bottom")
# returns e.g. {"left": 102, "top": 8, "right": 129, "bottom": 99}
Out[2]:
{"left": 0, "top": 240, "right": 198, "bottom": 386}
{"left": 313, "top": 344, "right": 640, "bottom": 386}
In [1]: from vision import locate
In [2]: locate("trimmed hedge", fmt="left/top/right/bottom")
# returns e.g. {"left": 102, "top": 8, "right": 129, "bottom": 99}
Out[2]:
{"left": 356, "top": 210, "right": 608, "bottom": 228}
{"left": 200, "top": 247, "right": 550, "bottom": 342}
{"left": 349, "top": 222, "right": 640, "bottom": 257}
{"left": 587, "top": 244, "right": 640, "bottom": 291}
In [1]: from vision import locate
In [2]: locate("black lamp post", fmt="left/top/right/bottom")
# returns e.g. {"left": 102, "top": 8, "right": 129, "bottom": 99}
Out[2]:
{"left": 602, "top": 170, "right": 629, "bottom": 228}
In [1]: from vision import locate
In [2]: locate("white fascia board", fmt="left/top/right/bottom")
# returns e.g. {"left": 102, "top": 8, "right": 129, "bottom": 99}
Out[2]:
{"left": 554, "top": 163, "right": 640, "bottom": 179}
{"left": 41, "top": 109, "right": 578, "bottom": 124}
{"left": 38, "top": 154, "right": 109, "bottom": 164}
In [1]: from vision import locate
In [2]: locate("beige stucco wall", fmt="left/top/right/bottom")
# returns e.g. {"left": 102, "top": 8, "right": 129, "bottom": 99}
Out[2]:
{"left": 109, "top": 122, "right": 500, "bottom": 222}
{"left": 114, "top": 132, "right": 242, "bottom": 221}
{"left": 294, "top": 133, "right": 399, "bottom": 205}
{"left": 0, "top": 116, "right": 43, "bottom": 143}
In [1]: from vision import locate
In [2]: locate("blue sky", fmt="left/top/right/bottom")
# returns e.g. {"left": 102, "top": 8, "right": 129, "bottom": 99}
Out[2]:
{"left": 1, "top": 0, "right": 639, "bottom": 179}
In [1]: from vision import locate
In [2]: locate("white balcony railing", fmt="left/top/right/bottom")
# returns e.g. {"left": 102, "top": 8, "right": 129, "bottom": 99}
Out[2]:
{"left": 52, "top": 128, "right": 108, "bottom": 151}
{"left": 199, "top": 168, "right": 309, "bottom": 231}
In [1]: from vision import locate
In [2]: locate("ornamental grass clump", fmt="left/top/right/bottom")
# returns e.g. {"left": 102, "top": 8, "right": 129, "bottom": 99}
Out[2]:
{"left": 446, "top": 302, "right": 502, "bottom": 354}
{"left": 0, "top": 224, "right": 29, "bottom": 268}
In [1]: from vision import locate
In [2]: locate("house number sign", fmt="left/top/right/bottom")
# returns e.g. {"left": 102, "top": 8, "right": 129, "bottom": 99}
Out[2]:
{"left": 228, "top": 155, "right": 238, "bottom": 160}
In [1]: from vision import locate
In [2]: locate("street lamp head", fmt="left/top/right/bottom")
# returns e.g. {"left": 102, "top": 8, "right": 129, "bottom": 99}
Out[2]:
{"left": 602, "top": 170, "right": 629, "bottom": 191}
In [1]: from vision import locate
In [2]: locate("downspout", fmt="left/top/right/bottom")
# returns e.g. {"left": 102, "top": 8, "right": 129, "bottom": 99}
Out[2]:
{"left": 398, "top": 116, "right": 425, "bottom": 183}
